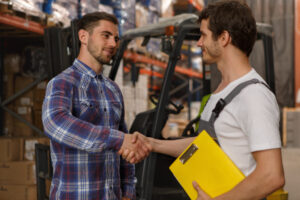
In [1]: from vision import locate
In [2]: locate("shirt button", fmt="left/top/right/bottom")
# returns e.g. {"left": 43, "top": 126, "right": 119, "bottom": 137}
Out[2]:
{"left": 104, "top": 108, "right": 107, "bottom": 112}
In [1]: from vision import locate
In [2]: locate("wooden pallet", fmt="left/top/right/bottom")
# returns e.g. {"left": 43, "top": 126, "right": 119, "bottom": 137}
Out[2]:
{"left": 282, "top": 107, "right": 300, "bottom": 147}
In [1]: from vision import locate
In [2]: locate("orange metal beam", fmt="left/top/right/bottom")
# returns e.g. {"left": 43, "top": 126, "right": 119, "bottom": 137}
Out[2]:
{"left": 0, "top": 13, "right": 44, "bottom": 35}
{"left": 148, "top": 84, "right": 160, "bottom": 91}
{"left": 188, "top": 0, "right": 203, "bottom": 11}
{"left": 140, "top": 68, "right": 164, "bottom": 78}
{"left": 296, "top": 0, "right": 300, "bottom": 107}
{"left": 123, "top": 51, "right": 203, "bottom": 78}
{"left": 124, "top": 65, "right": 164, "bottom": 78}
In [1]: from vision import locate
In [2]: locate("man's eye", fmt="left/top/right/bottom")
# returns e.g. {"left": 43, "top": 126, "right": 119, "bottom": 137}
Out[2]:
{"left": 103, "top": 34, "right": 109, "bottom": 39}
{"left": 115, "top": 37, "right": 120, "bottom": 43}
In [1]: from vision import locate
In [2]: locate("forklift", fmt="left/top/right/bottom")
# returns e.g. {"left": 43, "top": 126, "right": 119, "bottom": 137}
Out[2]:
{"left": 36, "top": 14, "right": 278, "bottom": 200}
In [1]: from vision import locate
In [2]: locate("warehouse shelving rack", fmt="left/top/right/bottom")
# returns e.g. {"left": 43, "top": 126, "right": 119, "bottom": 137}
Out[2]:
{"left": 122, "top": 50, "right": 203, "bottom": 79}
{"left": 0, "top": 7, "right": 50, "bottom": 200}
{"left": 0, "top": 12, "right": 44, "bottom": 35}
{"left": 0, "top": 9, "right": 46, "bottom": 136}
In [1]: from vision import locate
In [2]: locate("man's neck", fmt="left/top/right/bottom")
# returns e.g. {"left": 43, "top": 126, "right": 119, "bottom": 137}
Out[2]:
{"left": 77, "top": 52, "right": 103, "bottom": 74}
{"left": 214, "top": 50, "right": 252, "bottom": 93}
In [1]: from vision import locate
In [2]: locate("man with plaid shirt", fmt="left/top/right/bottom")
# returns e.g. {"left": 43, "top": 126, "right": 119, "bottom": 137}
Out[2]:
{"left": 42, "top": 12, "right": 151, "bottom": 200}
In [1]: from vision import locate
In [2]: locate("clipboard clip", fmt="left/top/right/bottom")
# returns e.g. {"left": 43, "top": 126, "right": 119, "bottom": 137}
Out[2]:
{"left": 180, "top": 144, "right": 198, "bottom": 164}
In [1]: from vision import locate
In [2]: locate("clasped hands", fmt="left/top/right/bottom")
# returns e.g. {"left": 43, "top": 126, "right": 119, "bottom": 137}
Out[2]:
{"left": 118, "top": 132, "right": 152, "bottom": 164}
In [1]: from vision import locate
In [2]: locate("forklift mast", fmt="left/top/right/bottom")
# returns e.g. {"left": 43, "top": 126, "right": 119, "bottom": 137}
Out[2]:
{"left": 110, "top": 14, "right": 200, "bottom": 199}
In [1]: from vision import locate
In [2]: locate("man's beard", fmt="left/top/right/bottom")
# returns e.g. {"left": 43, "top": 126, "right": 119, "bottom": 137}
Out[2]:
{"left": 202, "top": 43, "right": 221, "bottom": 64}
{"left": 87, "top": 42, "right": 112, "bottom": 65}
{"left": 94, "top": 55, "right": 111, "bottom": 65}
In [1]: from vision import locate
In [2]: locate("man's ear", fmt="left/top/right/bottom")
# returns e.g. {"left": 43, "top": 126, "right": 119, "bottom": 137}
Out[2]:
{"left": 220, "top": 30, "right": 231, "bottom": 47}
{"left": 78, "top": 29, "right": 88, "bottom": 45}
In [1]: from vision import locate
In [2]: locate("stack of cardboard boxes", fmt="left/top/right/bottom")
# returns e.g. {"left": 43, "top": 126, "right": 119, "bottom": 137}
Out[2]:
{"left": 1, "top": 54, "right": 50, "bottom": 200}
{"left": 0, "top": 137, "right": 50, "bottom": 200}
{"left": 3, "top": 54, "right": 46, "bottom": 137}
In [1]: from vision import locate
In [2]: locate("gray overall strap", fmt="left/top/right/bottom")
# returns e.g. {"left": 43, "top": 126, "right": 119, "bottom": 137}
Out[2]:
{"left": 209, "top": 78, "right": 268, "bottom": 124}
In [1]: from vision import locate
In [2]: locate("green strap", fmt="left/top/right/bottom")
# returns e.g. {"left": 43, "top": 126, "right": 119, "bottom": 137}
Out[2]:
{"left": 195, "top": 94, "right": 211, "bottom": 131}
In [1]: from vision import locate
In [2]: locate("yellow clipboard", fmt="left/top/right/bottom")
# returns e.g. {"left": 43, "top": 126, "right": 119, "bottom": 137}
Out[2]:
{"left": 169, "top": 130, "right": 245, "bottom": 199}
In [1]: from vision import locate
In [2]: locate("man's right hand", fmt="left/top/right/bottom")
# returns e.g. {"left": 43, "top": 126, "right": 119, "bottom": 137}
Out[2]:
{"left": 118, "top": 132, "right": 152, "bottom": 163}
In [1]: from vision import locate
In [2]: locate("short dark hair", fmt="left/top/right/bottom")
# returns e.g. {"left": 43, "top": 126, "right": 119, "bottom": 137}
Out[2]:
{"left": 77, "top": 12, "right": 118, "bottom": 33}
{"left": 198, "top": 0, "right": 257, "bottom": 56}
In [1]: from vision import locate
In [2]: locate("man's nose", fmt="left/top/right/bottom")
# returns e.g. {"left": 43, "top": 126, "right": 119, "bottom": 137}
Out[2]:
{"left": 108, "top": 37, "right": 117, "bottom": 47}
{"left": 197, "top": 37, "right": 203, "bottom": 47}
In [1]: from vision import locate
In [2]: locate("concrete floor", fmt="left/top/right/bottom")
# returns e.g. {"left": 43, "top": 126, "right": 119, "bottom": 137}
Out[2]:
{"left": 281, "top": 148, "right": 300, "bottom": 200}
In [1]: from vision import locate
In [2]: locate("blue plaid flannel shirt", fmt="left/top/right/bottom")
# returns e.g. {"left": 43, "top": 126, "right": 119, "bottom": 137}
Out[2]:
{"left": 42, "top": 59, "right": 135, "bottom": 200}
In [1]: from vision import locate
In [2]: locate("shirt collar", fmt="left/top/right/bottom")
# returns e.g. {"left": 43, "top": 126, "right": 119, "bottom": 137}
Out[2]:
{"left": 74, "top": 59, "right": 103, "bottom": 80}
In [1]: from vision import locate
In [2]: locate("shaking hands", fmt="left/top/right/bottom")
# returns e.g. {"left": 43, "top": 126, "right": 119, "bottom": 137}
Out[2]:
{"left": 118, "top": 132, "right": 152, "bottom": 164}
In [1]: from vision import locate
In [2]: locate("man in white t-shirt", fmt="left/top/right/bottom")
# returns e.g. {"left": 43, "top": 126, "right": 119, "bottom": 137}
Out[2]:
{"left": 119, "top": 1, "right": 285, "bottom": 199}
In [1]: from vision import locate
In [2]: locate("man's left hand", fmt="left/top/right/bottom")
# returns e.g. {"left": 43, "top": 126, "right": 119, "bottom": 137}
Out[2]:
{"left": 192, "top": 181, "right": 212, "bottom": 200}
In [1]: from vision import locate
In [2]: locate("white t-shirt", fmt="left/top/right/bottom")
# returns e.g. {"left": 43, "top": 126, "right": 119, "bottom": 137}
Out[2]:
{"left": 200, "top": 69, "right": 281, "bottom": 176}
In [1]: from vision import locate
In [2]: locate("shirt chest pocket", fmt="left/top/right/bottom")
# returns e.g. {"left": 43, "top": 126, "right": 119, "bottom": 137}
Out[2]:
{"left": 109, "top": 100, "right": 122, "bottom": 125}
{"left": 79, "top": 100, "right": 102, "bottom": 124}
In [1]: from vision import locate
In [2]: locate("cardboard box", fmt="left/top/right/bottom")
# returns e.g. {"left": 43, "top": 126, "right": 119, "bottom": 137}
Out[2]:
{"left": 34, "top": 81, "right": 47, "bottom": 102}
{"left": 33, "top": 97, "right": 44, "bottom": 110}
{"left": 24, "top": 137, "right": 50, "bottom": 161}
{"left": 3, "top": 109, "right": 14, "bottom": 136}
{"left": 0, "top": 184, "right": 36, "bottom": 200}
{"left": 33, "top": 81, "right": 47, "bottom": 110}
{"left": 0, "top": 161, "right": 36, "bottom": 185}
{"left": 14, "top": 76, "right": 34, "bottom": 106}
{"left": 13, "top": 122, "right": 35, "bottom": 137}
{"left": 282, "top": 107, "right": 300, "bottom": 147}
{"left": 33, "top": 109, "right": 43, "bottom": 131}
{"left": 3, "top": 74, "right": 14, "bottom": 100}
{"left": 2, "top": 73, "right": 14, "bottom": 136}
{"left": 3, "top": 54, "right": 21, "bottom": 74}
{"left": 0, "top": 137, "right": 24, "bottom": 162}
{"left": 13, "top": 106, "right": 35, "bottom": 137}
{"left": 15, "top": 106, "right": 33, "bottom": 122}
